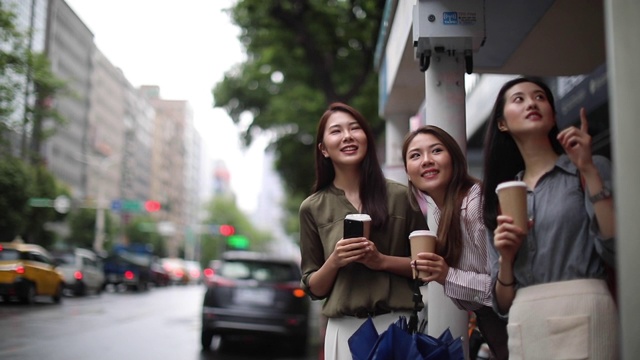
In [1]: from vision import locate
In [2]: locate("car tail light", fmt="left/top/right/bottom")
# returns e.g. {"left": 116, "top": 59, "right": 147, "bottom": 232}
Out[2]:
{"left": 0, "top": 244, "right": 3, "bottom": 251}
{"left": 292, "top": 288, "right": 306, "bottom": 298}
{"left": 275, "top": 283, "right": 307, "bottom": 298}
{"left": 203, "top": 268, "right": 214, "bottom": 278}
{"left": 124, "top": 270, "right": 135, "bottom": 280}
{"left": 15, "top": 265, "right": 25, "bottom": 274}
{"left": 74, "top": 271, "right": 83, "bottom": 280}
{"left": 286, "top": 317, "right": 300, "bottom": 326}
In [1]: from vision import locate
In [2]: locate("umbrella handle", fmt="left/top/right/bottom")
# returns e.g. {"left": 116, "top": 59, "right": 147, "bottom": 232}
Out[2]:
{"left": 408, "top": 278, "right": 423, "bottom": 333}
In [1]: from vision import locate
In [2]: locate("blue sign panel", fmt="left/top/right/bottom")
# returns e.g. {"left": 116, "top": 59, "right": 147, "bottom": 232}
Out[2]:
{"left": 443, "top": 12, "right": 458, "bottom": 25}
{"left": 442, "top": 12, "right": 477, "bottom": 25}
{"left": 111, "top": 199, "right": 122, "bottom": 211}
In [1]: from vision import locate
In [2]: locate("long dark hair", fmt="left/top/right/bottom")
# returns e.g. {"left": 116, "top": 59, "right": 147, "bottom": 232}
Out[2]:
{"left": 481, "top": 77, "right": 564, "bottom": 231}
{"left": 312, "top": 102, "right": 388, "bottom": 229}
{"left": 402, "top": 125, "right": 479, "bottom": 267}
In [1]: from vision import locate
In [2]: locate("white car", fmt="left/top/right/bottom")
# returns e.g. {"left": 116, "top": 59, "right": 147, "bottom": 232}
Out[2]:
{"left": 54, "top": 248, "right": 105, "bottom": 296}
{"left": 160, "top": 257, "right": 189, "bottom": 285}
{"left": 184, "top": 260, "right": 203, "bottom": 285}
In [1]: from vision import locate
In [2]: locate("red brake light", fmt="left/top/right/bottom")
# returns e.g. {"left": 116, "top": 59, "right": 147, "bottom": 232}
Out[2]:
{"left": 203, "top": 268, "right": 214, "bottom": 277}
{"left": 15, "top": 265, "right": 25, "bottom": 274}
{"left": 74, "top": 271, "right": 83, "bottom": 280}
{"left": 124, "top": 271, "right": 134, "bottom": 280}
{"left": 275, "top": 283, "right": 306, "bottom": 298}
{"left": 0, "top": 244, "right": 3, "bottom": 251}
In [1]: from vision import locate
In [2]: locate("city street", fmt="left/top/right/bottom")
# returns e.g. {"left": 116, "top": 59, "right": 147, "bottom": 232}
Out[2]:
{"left": 0, "top": 285, "right": 321, "bottom": 360}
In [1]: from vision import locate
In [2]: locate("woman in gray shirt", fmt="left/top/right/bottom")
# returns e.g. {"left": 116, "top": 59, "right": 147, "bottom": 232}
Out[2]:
{"left": 481, "top": 77, "right": 618, "bottom": 359}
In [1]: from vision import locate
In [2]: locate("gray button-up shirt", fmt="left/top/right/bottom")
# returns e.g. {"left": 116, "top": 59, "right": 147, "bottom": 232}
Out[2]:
{"left": 487, "top": 154, "right": 615, "bottom": 317}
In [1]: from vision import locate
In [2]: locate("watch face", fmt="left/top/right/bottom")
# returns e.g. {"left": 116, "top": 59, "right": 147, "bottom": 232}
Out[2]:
{"left": 590, "top": 187, "right": 612, "bottom": 203}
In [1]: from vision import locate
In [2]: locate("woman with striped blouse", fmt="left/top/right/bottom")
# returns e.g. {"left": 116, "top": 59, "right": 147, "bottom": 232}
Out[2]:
{"left": 402, "top": 125, "right": 508, "bottom": 360}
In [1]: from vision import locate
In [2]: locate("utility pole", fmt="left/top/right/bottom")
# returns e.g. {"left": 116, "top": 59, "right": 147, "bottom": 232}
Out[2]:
{"left": 77, "top": 154, "right": 118, "bottom": 255}
{"left": 413, "top": 2, "right": 486, "bottom": 358}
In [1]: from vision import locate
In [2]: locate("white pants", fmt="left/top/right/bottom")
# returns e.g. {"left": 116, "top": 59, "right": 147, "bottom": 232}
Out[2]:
{"left": 508, "top": 279, "right": 619, "bottom": 360}
{"left": 324, "top": 311, "right": 413, "bottom": 360}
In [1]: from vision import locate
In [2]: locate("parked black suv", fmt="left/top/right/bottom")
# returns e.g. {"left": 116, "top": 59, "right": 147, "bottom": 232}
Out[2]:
{"left": 201, "top": 251, "right": 309, "bottom": 355}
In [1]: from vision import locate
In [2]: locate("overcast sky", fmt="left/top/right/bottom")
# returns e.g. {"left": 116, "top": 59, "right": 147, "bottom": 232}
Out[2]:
{"left": 65, "top": 0, "right": 267, "bottom": 213}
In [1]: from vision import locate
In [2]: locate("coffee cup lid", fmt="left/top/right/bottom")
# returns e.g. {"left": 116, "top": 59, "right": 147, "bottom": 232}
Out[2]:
{"left": 495, "top": 181, "right": 527, "bottom": 194}
{"left": 409, "top": 230, "right": 436, "bottom": 238}
{"left": 345, "top": 214, "right": 371, "bottom": 221}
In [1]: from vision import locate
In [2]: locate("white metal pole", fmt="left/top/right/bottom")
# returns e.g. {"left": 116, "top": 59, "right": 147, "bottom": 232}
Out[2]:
{"left": 93, "top": 156, "right": 116, "bottom": 254}
{"left": 424, "top": 54, "right": 467, "bottom": 152}
{"left": 94, "top": 180, "right": 106, "bottom": 253}
{"left": 424, "top": 52, "right": 470, "bottom": 359}
{"left": 604, "top": 0, "right": 640, "bottom": 357}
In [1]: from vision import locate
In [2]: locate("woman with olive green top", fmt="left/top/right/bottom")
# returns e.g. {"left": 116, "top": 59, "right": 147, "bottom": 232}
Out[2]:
{"left": 298, "top": 102, "right": 428, "bottom": 359}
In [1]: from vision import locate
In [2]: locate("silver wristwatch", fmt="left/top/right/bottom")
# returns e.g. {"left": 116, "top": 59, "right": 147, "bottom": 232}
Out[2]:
{"left": 588, "top": 187, "right": 612, "bottom": 203}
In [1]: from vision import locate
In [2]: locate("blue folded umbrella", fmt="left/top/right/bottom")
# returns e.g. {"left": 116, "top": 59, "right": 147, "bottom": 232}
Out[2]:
{"left": 348, "top": 317, "right": 379, "bottom": 360}
{"left": 348, "top": 316, "right": 465, "bottom": 360}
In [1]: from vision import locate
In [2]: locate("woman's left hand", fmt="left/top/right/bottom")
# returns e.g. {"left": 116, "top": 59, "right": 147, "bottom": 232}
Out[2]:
{"left": 557, "top": 107, "right": 594, "bottom": 171}
{"left": 414, "top": 252, "right": 449, "bottom": 285}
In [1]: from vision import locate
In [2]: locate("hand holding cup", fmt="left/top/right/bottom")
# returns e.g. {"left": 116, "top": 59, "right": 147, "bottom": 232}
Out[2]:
{"left": 495, "top": 181, "right": 528, "bottom": 235}
{"left": 409, "top": 230, "right": 437, "bottom": 279}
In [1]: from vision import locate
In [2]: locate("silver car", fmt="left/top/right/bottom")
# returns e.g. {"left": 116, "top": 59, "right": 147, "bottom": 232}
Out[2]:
{"left": 54, "top": 248, "right": 105, "bottom": 296}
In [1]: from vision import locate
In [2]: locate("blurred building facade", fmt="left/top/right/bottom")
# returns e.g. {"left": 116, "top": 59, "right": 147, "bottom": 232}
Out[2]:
{"left": 1, "top": 0, "right": 205, "bottom": 257}
{"left": 41, "top": 0, "right": 94, "bottom": 198}
{"left": 141, "top": 86, "right": 193, "bottom": 257}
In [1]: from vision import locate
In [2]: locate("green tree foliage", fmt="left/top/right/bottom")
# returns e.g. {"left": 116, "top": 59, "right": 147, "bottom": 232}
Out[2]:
{"left": 0, "top": 3, "right": 74, "bottom": 247}
{"left": 67, "top": 208, "right": 115, "bottom": 251}
{"left": 0, "top": 157, "right": 69, "bottom": 245}
{"left": 0, "top": 2, "right": 26, "bottom": 142}
{"left": 22, "top": 164, "right": 67, "bottom": 248}
{"left": 125, "top": 216, "right": 166, "bottom": 257}
{"left": 213, "top": 0, "right": 386, "bottom": 205}
{"left": 0, "top": 2, "right": 69, "bottom": 162}
{"left": 26, "top": 52, "right": 69, "bottom": 164}
{"left": 0, "top": 157, "right": 31, "bottom": 241}
{"left": 199, "top": 197, "right": 272, "bottom": 264}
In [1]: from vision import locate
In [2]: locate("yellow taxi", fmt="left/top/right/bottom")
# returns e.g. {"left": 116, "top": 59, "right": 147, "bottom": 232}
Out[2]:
{"left": 0, "top": 240, "right": 64, "bottom": 304}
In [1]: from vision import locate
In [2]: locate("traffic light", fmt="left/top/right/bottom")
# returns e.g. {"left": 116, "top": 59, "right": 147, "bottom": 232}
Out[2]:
{"left": 227, "top": 235, "right": 249, "bottom": 249}
{"left": 144, "top": 200, "right": 162, "bottom": 212}
{"left": 219, "top": 224, "right": 235, "bottom": 236}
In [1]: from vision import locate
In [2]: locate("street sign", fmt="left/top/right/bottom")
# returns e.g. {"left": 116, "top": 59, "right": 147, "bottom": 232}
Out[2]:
{"left": 157, "top": 221, "right": 176, "bottom": 236}
{"left": 111, "top": 199, "right": 122, "bottom": 211}
{"left": 53, "top": 195, "right": 71, "bottom": 214}
{"left": 121, "top": 200, "right": 143, "bottom": 213}
{"left": 28, "top": 198, "right": 52, "bottom": 207}
{"left": 138, "top": 222, "right": 156, "bottom": 232}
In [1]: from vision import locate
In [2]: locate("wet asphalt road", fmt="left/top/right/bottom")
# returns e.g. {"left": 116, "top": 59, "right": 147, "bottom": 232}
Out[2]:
{"left": 0, "top": 284, "right": 322, "bottom": 360}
